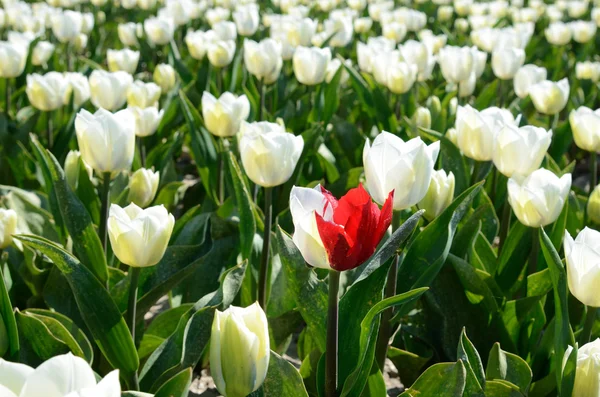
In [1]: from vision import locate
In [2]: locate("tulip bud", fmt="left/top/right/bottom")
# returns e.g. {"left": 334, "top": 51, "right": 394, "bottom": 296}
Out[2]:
{"left": 570, "top": 21, "right": 596, "bottom": 43}
{"left": 26, "top": 72, "right": 69, "bottom": 112}
{"left": 514, "top": 64, "right": 547, "bottom": 99}
{"left": 386, "top": 61, "right": 418, "bottom": 94}
{"left": 455, "top": 105, "right": 516, "bottom": 161}
{"left": 51, "top": 10, "right": 83, "bottom": 43}
{"left": 107, "top": 203, "right": 174, "bottom": 268}
{"left": 492, "top": 47, "right": 525, "bottom": 80}
{"left": 207, "top": 40, "right": 236, "bottom": 68}
{"left": 545, "top": 22, "right": 572, "bottom": 45}
{"left": 153, "top": 63, "right": 176, "bottom": 94}
{"left": 144, "top": 17, "right": 175, "bottom": 46}
{"left": 31, "top": 41, "right": 55, "bottom": 67}
{"left": 129, "top": 106, "right": 164, "bottom": 137}
{"left": 64, "top": 150, "right": 93, "bottom": 190}
{"left": 293, "top": 46, "right": 331, "bottom": 86}
{"left": 438, "top": 45, "right": 473, "bottom": 83}
{"left": 529, "top": 78, "right": 570, "bottom": 115}
{"left": 576, "top": 62, "right": 600, "bottom": 83}
{"left": 73, "top": 34, "right": 88, "bottom": 53}
{"left": 413, "top": 107, "right": 432, "bottom": 130}
{"left": 239, "top": 122, "right": 304, "bottom": 187}
{"left": 233, "top": 5, "right": 259, "bottom": 36}
{"left": 107, "top": 48, "right": 140, "bottom": 74}
{"left": 126, "top": 81, "right": 161, "bottom": 108}
{"left": 118, "top": 23, "right": 139, "bottom": 47}
{"left": 507, "top": 168, "right": 571, "bottom": 228}
{"left": 0, "top": 42, "right": 27, "bottom": 78}
{"left": 570, "top": 107, "right": 600, "bottom": 153}
{"left": 202, "top": 92, "right": 250, "bottom": 137}
{"left": 588, "top": 184, "right": 600, "bottom": 224}
{"left": 455, "top": 18, "right": 469, "bottom": 32}
{"left": 75, "top": 108, "right": 135, "bottom": 173}
{"left": 210, "top": 303, "right": 270, "bottom": 397}
{"left": 382, "top": 22, "right": 407, "bottom": 43}
{"left": 244, "top": 39, "right": 283, "bottom": 84}
{"left": 186, "top": 30, "right": 217, "bottom": 61}
{"left": 399, "top": 40, "right": 431, "bottom": 74}
{"left": 363, "top": 132, "right": 439, "bottom": 210}
{"left": 418, "top": 170, "right": 455, "bottom": 221}
{"left": 127, "top": 168, "right": 159, "bottom": 208}
{"left": 493, "top": 124, "right": 552, "bottom": 177}
{"left": 354, "top": 17, "right": 373, "bottom": 33}
{"left": 565, "top": 228, "right": 600, "bottom": 307}
{"left": 438, "top": 5, "right": 454, "bottom": 21}
{"left": 89, "top": 70, "right": 133, "bottom": 111}
{"left": 290, "top": 184, "right": 393, "bottom": 270}
{"left": 563, "top": 340, "right": 600, "bottom": 396}
{"left": 0, "top": 209, "right": 17, "bottom": 249}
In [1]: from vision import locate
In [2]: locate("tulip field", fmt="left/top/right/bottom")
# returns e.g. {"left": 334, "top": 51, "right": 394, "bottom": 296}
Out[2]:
{"left": 3, "top": 0, "right": 600, "bottom": 396}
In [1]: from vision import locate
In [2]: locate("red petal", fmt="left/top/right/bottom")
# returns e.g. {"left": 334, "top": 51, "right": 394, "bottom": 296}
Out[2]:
{"left": 319, "top": 185, "right": 338, "bottom": 216}
{"left": 333, "top": 184, "right": 372, "bottom": 227}
{"left": 315, "top": 213, "right": 352, "bottom": 271}
{"left": 374, "top": 190, "right": 394, "bottom": 246}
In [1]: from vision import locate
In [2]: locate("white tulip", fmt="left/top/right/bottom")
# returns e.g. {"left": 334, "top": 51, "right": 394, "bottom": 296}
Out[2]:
{"left": 51, "top": 10, "right": 82, "bottom": 43}
{"left": 185, "top": 30, "right": 218, "bottom": 61}
{"left": 107, "top": 48, "right": 140, "bottom": 74}
{"left": 144, "top": 16, "right": 175, "bottom": 46}
{"left": 244, "top": 39, "right": 283, "bottom": 83}
{"left": 293, "top": 46, "right": 331, "bottom": 86}
{"left": 233, "top": 5, "right": 259, "bottom": 36}
{"left": 0, "top": 353, "right": 120, "bottom": 397}
{"left": 507, "top": 168, "right": 571, "bottom": 228}
{"left": 239, "top": 121, "right": 304, "bottom": 187}
{"left": 64, "top": 150, "right": 93, "bottom": 190}
{"left": 207, "top": 40, "right": 236, "bottom": 68}
{"left": 570, "top": 107, "right": 600, "bottom": 153}
{"left": 213, "top": 21, "right": 237, "bottom": 41}
{"left": 126, "top": 80, "right": 161, "bottom": 108}
{"left": 202, "top": 91, "right": 250, "bottom": 137}
{"left": 64, "top": 72, "right": 91, "bottom": 108}
{"left": 386, "top": 61, "right": 418, "bottom": 94}
{"left": 73, "top": 34, "right": 88, "bottom": 53}
{"left": 399, "top": 40, "right": 430, "bottom": 74}
{"left": 418, "top": 170, "right": 455, "bottom": 221}
{"left": 127, "top": 168, "right": 159, "bottom": 208}
{"left": 382, "top": 22, "right": 407, "bottom": 43}
{"left": 438, "top": 45, "right": 474, "bottom": 83}
{"left": 354, "top": 17, "right": 373, "bottom": 33}
{"left": 26, "top": 72, "right": 69, "bottom": 112}
{"left": 458, "top": 71, "right": 477, "bottom": 98}
{"left": 118, "top": 22, "right": 139, "bottom": 47}
{"left": 129, "top": 106, "right": 164, "bottom": 137}
{"left": 491, "top": 47, "right": 525, "bottom": 80}
{"left": 108, "top": 203, "right": 174, "bottom": 268}
{"left": 565, "top": 228, "right": 600, "bottom": 307}
{"left": 31, "top": 41, "right": 55, "bottom": 66}
{"left": 470, "top": 46, "right": 488, "bottom": 78}
{"left": 514, "top": 64, "right": 547, "bottom": 99}
{"left": 210, "top": 303, "right": 270, "bottom": 397}
{"left": 363, "top": 131, "right": 440, "bottom": 210}
{"left": 81, "top": 12, "right": 94, "bottom": 34}
{"left": 570, "top": 21, "right": 597, "bottom": 43}
{"left": 455, "top": 105, "right": 516, "bottom": 161}
{"left": 323, "top": 15, "right": 353, "bottom": 47}
{"left": 529, "top": 78, "right": 570, "bottom": 115}
{"left": 0, "top": 208, "right": 17, "bottom": 249}
{"left": 75, "top": 108, "right": 136, "bottom": 173}
{"left": 576, "top": 61, "right": 600, "bottom": 82}
{"left": 89, "top": 70, "right": 133, "bottom": 111}
{"left": 545, "top": 22, "right": 572, "bottom": 45}
{"left": 493, "top": 124, "right": 552, "bottom": 177}
{"left": 0, "top": 41, "right": 27, "bottom": 78}
{"left": 563, "top": 340, "right": 600, "bottom": 397}
{"left": 325, "top": 58, "right": 350, "bottom": 85}
{"left": 153, "top": 63, "right": 176, "bottom": 94}
{"left": 438, "top": 5, "right": 454, "bottom": 21}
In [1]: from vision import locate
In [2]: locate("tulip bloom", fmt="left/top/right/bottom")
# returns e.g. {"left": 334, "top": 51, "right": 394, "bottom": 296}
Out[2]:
{"left": 0, "top": 208, "right": 17, "bottom": 249}
{"left": 565, "top": 228, "right": 600, "bottom": 307}
{"left": 107, "top": 48, "right": 140, "bottom": 74}
{"left": 126, "top": 81, "right": 161, "bottom": 108}
{"left": 153, "top": 63, "right": 176, "bottom": 94}
{"left": 244, "top": 39, "right": 283, "bottom": 84}
{"left": 570, "top": 107, "right": 600, "bottom": 153}
{"left": 514, "top": 64, "right": 547, "bottom": 99}
{"left": 564, "top": 339, "right": 600, "bottom": 396}
{"left": 202, "top": 91, "right": 250, "bottom": 137}
{"left": 492, "top": 123, "right": 552, "bottom": 177}
{"left": 210, "top": 303, "right": 270, "bottom": 397}
{"left": 129, "top": 106, "right": 164, "bottom": 137}
{"left": 418, "top": 170, "right": 455, "bottom": 221}
{"left": 491, "top": 47, "right": 525, "bottom": 80}
{"left": 290, "top": 184, "right": 393, "bottom": 271}
{"left": 529, "top": 78, "right": 570, "bottom": 115}
{"left": 588, "top": 185, "right": 600, "bottom": 224}
{"left": 26, "top": 72, "right": 69, "bottom": 112}
{"left": 293, "top": 46, "right": 331, "bottom": 86}
{"left": 89, "top": 70, "right": 133, "bottom": 111}
{"left": 127, "top": 168, "right": 160, "bottom": 208}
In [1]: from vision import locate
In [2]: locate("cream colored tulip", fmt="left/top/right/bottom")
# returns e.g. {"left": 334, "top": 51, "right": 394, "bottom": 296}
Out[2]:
{"left": 570, "top": 107, "right": 600, "bottom": 153}
{"left": 529, "top": 78, "right": 570, "bottom": 115}
{"left": 0, "top": 209, "right": 17, "bottom": 249}
{"left": 233, "top": 5, "right": 259, "bottom": 36}
{"left": 438, "top": 45, "right": 473, "bottom": 83}
{"left": 89, "top": 70, "right": 133, "bottom": 111}
{"left": 386, "top": 61, "right": 418, "bottom": 94}
{"left": 491, "top": 47, "right": 525, "bottom": 80}
{"left": 118, "top": 22, "right": 139, "bottom": 47}
{"left": 207, "top": 40, "right": 236, "bottom": 68}
{"left": 64, "top": 150, "right": 93, "bottom": 190}
{"left": 413, "top": 107, "right": 432, "bottom": 130}
{"left": 588, "top": 184, "right": 600, "bottom": 224}
{"left": 64, "top": 72, "right": 91, "bottom": 108}
{"left": 0, "top": 41, "right": 27, "bottom": 78}
{"left": 239, "top": 121, "right": 304, "bottom": 187}
{"left": 565, "top": 228, "right": 600, "bottom": 307}
{"left": 107, "top": 48, "right": 140, "bottom": 74}
{"left": 563, "top": 340, "right": 600, "bottom": 397}
{"left": 570, "top": 21, "right": 597, "bottom": 43}
{"left": 185, "top": 30, "right": 218, "bottom": 61}
{"left": 126, "top": 81, "right": 161, "bottom": 108}
{"left": 202, "top": 91, "right": 250, "bottom": 137}
{"left": 507, "top": 168, "right": 571, "bottom": 228}
{"left": 31, "top": 41, "right": 55, "bottom": 67}
{"left": 493, "top": 124, "right": 552, "bottom": 177}
{"left": 545, "top": 22, "right": 572, "bottom": 45}
{"left": 108, "top": 203, "right": 174, "bottom": 268}
{"left": 144, "top": 16, "right": 175, "bottom": 46}
{"left": 75, "top": 108, "right": 136, "bottom": 173}
{"left": 293, "top": 46, "right": 331, "bottom": 86}
{"left": 514, "top": 64, "right": 547, "bottom": 99}
{"left": 354, "top": 17, "right": 373, "bottom": 33}
{"left": 244, "top": 39, "right": 283, "bottom": 83}
{"left": 418, "top": 170, "right": 455, "bottom": 221}
{"left": 382, "top": 22, "right": 407, "bottom": 43}
{"left": 127, "top": 168, "right": 159, "bottom": 208}
{"left": 210, "top": 303, "right": 270, "bottom": 397}
{"left": 26, "top": 72, "right": 69, "bottom": 112}
{"left": 51, "top": 10, "right": 82, "bottom": 43}
{"left": 153, "top": 63, "right": 176, "bottom": 94}
{"left": 129, "top": 106, "right": 164, "bottom": 137}
{"left": 576, "top": 62, "right": 600, "bottom": 82}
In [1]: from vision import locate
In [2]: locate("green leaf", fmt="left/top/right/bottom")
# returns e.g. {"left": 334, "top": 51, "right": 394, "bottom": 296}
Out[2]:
{"left": 227, "top": 152, "right": 256, "bottom": 261}
{"left": 138, "top": 304, "right": 193, "bottom": 360}
{"left": 496, "top": 222, "right": 532, "bottom": 293}
{"left": 340, "top": 287, "right": 429, "bottom": 397}
{"left": 260, "top": 351, "right": 310, "bottom": 396}
{"left": 29, "top": 137, "right": 108, "bottom": 284}
{"left": 276, "top": 227, "right": 328, "bottom": 353}
{"left": 539, "top": 228, "right": 576, "bottom": 395}
{"left": 15, "top": 310, "right": 71, "bottom": 366}
{"left": 154, "top": 367, "right": 193, "bottom": 397}
{"left": 485, "top": 380, "right": 526, "bottom": 396}
{"left": 400, "top": 361, "right": 467, "bottom": 397}
{"left": 15, "top": 235, "right": 139, "bottom": 378}
{"left": 458, "top": 328, "right": 485, "bottom": 393}
{"left": 387, "top": 347, "right": 432, "bottom": 388}
{"left": 0, "top": 263, "right": 18, "bottom": 357}
{"left": 486, "top": 343, "right": 532, "bottom": 392}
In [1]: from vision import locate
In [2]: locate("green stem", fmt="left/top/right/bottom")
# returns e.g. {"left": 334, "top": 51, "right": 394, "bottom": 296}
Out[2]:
{"left": 217, "top": 139, "right": 226, "bottom": 205}
{"left": 99, "top": 172, "right": 111, "bottom": 254}
{"left": 374, "top": 253, "right": 399, "bottom": 370}
{"left": 138, "top": 136, "right": 146, "bottom": 168}
{"left": 471, "top": 160, "right": 481, "bottom": 186}
{"left": 498, "top": 201, "right": 511, "bottom": 256}
{"left": 47, "top": 112, "right": 53, "bottom": 149}
{"left": 528, "top": 228, "right": 540, "bottom": 277}
{"left": 126, "top": 266, "right": 141, "bottom": 391}
{"left": 258, "top": 77, "right": 265, "bottom": 121}
{"left": 590, "top": 151, "right": 597, "bottom": 193}
{"left": 326, "top": 270, "right": 340, "bottom": 397}
{"left": 580, "top": 306, "right": 597, "bottom": 345}
{"left": 258, "top": 187, "right": 273, "bottom": 309}
{"left": 5, "top": 78, "right": 10, "bottom": 115}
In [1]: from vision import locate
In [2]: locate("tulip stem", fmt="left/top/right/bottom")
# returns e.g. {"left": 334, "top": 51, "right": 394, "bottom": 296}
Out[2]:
{"left": 99, "top": 172, "right": 111, "bottom": 254}
{"left": 138, "top": 136, "right": 146, "bottom": 167}
{"left": 528, "top": 227, "right": 540, "bottom": 277}
{"left": 590, "top": 151, "right": 597, "bottom": 193}
{"left": 326, "top": 270, "right": 340, "bottom": 397}
{"left": 498, "top": 201, "right": 511, "bottom": 255}
{"left": 471, "top": 160, "right": 481, "bottom": 186}
{"left": 126, "top": 266, "right": 141, "bottom": 391}
{"left": 580, "top": 306, "right": 597, "bottom": 344}
{"left": 4, "top": 78, "right": 10, "bottom": 115}
{"left": 258, "top": 78, "right": 265, "bottom": 121}
{"left": 47, "top": 111, "right": 53, "bottom": 149}
{"left": 258, "top": 187, "right": 272, "bottom": 309}
{"left": 375, "top": 253, "right": 399, "bottom": 370}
